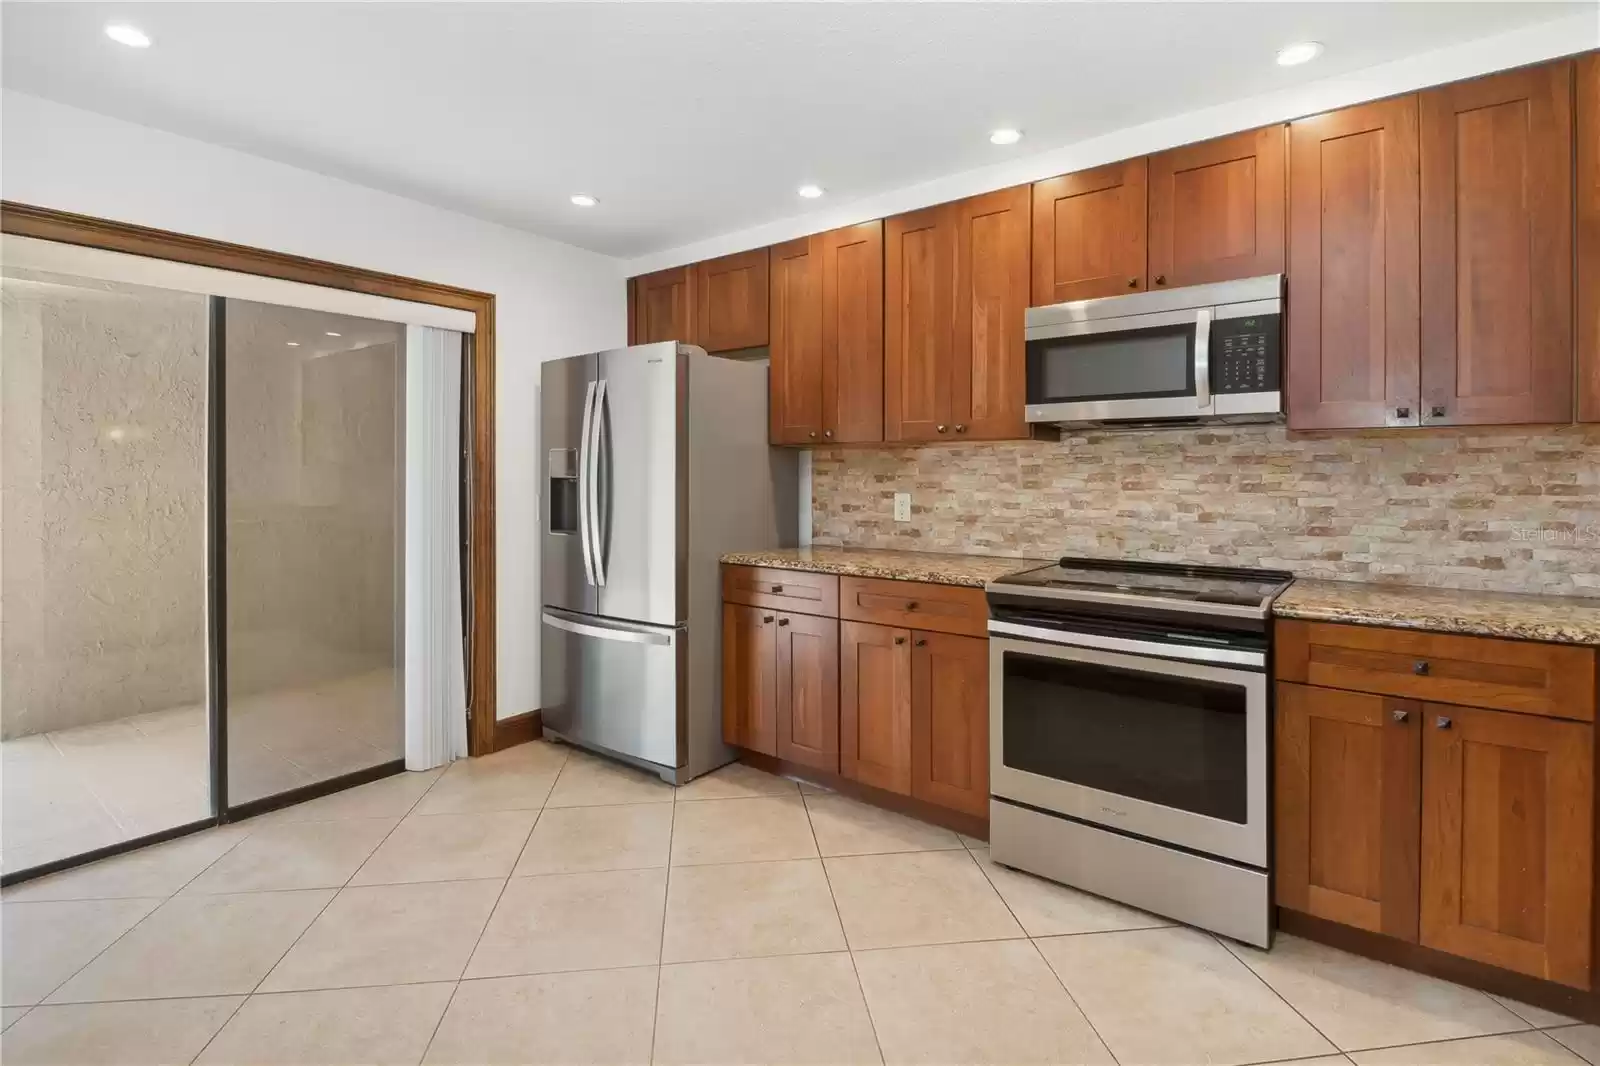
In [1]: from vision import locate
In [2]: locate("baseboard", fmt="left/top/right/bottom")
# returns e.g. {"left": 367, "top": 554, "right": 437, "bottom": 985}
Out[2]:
{"left": 491, "top": 709, "right": 542, "bottom": 753}
{"left": 737, "top": 749, "right": 988, "bottom": 841}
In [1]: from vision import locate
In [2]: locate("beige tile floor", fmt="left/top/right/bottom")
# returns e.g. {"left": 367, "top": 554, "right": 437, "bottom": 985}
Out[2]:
{"left": 1, "top": 670, "right": 400, "bottom": 875}
{"left": 3, "top": 739, "right": 1599, "bottom": 1065}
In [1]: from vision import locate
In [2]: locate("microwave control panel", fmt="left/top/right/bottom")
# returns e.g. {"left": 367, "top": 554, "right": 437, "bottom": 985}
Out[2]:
{"left": 1210, "top": 314, "right": 1281, "bottom": 394}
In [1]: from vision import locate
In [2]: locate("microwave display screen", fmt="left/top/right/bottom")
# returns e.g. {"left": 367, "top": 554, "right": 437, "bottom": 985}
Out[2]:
{"left": 1027, "top": 323, "right": 1195, "bottom": 404}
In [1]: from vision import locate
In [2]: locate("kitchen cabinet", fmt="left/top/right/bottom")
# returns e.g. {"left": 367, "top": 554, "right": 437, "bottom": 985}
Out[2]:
{"left": 769, "top": 222, "right": 884, "bottom": 444}
{"left": 722, "top": 602, "right": 777, "bottom": 756}
{"left": 1276, "top": 682, "right": 1421, "bottom": 940}
{"left": 775, "top": 611, "right": 840, "bottom": 773}
{"left": 1031, "top": 158, "right": 1147, "bottom": 304}
{"left": 1148, "top": 125, "right": 1286, "bottom": 289}
{"left": 1579, "top": 50, "right": 1600, "bottom": 423}
{"left": 1419, "top": 61, "right": 1574, "bottom": 426}
{"left": 693, "top": 248, "right": 769, "bottom": 353}
{"left": 841, "top": 620, "right": 914, "bottom": 794}
{"left": 632, "top": 265, "right": 694, "bottom": 345}
{"left": 885, "top": 187, "right": 1029, "bottom": 442}
{"left": 1286, "top": 96, "right": 1421, "bottom": 430}
{"left": 1421, "top": 703, "right": 1593, "bottom": 988}
{"left": 910, "top": 631, "right": 989, "bottom": 818}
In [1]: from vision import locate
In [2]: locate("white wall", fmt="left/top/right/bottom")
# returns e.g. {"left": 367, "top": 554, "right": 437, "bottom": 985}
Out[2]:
{"left": 0, "top": 89, "right": 627, "bottom": 721}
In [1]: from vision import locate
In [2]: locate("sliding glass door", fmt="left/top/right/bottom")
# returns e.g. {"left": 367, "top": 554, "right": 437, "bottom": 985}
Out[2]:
{"left": 221, "top": 301, "right": 405, "bottom": 809}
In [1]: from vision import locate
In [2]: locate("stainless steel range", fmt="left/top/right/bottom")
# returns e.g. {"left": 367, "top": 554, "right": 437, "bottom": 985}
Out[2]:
{"left": 985, "top": 557, "right": 1294, "bottom": 947}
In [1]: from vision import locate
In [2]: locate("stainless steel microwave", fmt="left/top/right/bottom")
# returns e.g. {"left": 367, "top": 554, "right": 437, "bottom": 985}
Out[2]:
{"left": 1024, "top": 274, "right": 1284, "bottom": 428}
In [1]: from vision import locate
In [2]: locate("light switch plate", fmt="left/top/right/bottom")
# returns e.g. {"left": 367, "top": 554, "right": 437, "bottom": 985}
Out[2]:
{"left": 893, "top": 492, "right": 911, "bottom": 523}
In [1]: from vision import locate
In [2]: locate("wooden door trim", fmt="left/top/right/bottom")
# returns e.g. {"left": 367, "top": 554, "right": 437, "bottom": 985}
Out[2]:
{"left": 2, "top": 200, "right": 502, "bottom": 757}
{"left": 839, "top": 619, "right": 912, "bottom": 794}
{"left": 774, "top": 611, "right": 840, "bottom": 772}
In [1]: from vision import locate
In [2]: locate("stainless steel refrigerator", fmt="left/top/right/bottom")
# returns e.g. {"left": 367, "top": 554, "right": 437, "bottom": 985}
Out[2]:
{"left": 540, "top": 342, "right": 797, "bottom": 783}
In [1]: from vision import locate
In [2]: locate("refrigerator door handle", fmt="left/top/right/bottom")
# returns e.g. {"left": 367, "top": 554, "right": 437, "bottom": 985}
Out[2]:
{"left": 576, "top": 379, "right": 599, "bottom": 586}
{"left": 589, "top": 377, "right": 609, "bottom": 587}
{"left": 541, "top": 608, "right": 674, "bottom": 646}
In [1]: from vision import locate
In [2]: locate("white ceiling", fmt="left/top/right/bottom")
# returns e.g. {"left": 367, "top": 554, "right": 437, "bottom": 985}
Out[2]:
{"left": 1, "top": 2, "right": 1590, "bottom": 261}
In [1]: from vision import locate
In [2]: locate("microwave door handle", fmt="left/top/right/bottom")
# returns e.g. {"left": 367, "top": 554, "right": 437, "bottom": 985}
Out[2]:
{"left": 577, "top": 379, "right": 598, "bottom": 586}
{"left": 1193, "top": 307, "right": 1213, "bottom": 409}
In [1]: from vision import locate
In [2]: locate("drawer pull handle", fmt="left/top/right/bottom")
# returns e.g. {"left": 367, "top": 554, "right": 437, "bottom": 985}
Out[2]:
{"left": 1413, "top": 660, "right": 1430, "bottom": 675}
{"left": 1435, "top": 715, "right": 1452, "bottom": 730}
{"left": 894, "top": 636, "right": 906, "bottom": 645}
{"left": 771, "top": 584, "right": 784, "bottom": 593}
{"left": 777, "top": 617, "right": 789, "bottom": 627}
{"left": 762, "top": 615, "right": 774, "bottom": 623}
{"left": 915, "top": 638, "right": 927, "bottom": 647}
{"left": 906, "top": 601, "right": 920, "bottom": 611}
{"left": 1392, "top": 709, "right": 1409, "bottom": 723}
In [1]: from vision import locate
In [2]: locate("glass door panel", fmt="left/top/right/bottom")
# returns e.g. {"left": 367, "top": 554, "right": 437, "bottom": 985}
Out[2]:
{"left": 223, "top": 301, "right": 404, "bottom": 808}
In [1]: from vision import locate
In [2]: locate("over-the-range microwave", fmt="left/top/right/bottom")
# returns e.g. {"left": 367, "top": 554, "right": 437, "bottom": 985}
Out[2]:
{"left": 1025, "top": 274, "right": 1283, "bottom": 429}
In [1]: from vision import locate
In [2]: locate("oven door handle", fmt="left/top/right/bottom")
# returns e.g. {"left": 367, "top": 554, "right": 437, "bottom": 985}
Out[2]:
{"left": 987, "top": 619, "right": 1265, "bottom": 669}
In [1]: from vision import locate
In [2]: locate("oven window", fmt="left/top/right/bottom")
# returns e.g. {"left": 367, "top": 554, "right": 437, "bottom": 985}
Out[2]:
{"left": 1027, "top": 323, "right": 1194, "bottom": 403}
{"left": 1002, "top": 650, "right": 1247, "bottom": 823}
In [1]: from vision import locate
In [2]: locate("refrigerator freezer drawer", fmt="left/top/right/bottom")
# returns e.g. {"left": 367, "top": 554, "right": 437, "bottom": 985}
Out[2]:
{"left": 540, "top": 607, "right": 682, "bottom": 772}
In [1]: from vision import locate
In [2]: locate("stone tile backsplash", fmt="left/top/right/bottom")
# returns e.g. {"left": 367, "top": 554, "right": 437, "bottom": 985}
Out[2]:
{"left": 810, "top": 424, "right": 1600, "bottom": 597}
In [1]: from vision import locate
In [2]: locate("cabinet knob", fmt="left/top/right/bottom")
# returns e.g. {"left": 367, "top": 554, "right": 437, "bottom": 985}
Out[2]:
{"left": 906, "top": 601, "right": 919, "bottom": 611}
{"left": 915, "top": 638, "right": 928, "bottom": 647}
{"left": 771, "top": 584, "right": 783, "bottom": 593}
{"left": 894, "top": 636, "right": 906, "bottom": 645}
{"left": 808, "top": 431, "right": 817, "bottom": 439}
{"left": 823, "top": 430, "right": 833, "bottom": 439}
{"left": 1392, "top": 709, "right": 1409, "bottom": 723}
{"left": 1155, "top": 274, "right": 1167, "bottom": 286}
{"left": 936, "top": 424, "right": 948, "bottom": 434}
{"left": 1435, "top": 715, "right": 1453, "bottom": 730}
{"left": 1413, "top": 660, "right": 1430, "bottom": 676}
{"left": 1128, "top": 277, "right": 1139, "bottom": 288}
{"left": 955, "top": 424, "right": 967, "bottom": 433}
{"left": 1395, "top": 406, "right": 1411, "bottom": 420}
{"left": 777, "top": 617, "right": 789, "bottom": 627}
{"left": 762, "top": 615, "right": 774, "bottom": 623}
{"left": 1428, "top": 405, "right": 1446, "bottom": 419}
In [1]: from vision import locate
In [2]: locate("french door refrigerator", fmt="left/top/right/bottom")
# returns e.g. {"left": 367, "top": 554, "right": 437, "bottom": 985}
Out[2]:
{"left": 540, "top": 342, "right": 797, "bottom": 783}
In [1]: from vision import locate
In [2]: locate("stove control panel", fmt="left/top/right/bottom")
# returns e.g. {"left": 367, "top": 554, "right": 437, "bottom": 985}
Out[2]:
{"left": 1210, "top": 314, "right": 1281, "bottom": 395}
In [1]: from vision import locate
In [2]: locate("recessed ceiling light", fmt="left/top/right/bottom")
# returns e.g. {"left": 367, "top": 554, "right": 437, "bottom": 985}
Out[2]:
{"left": 797, "top": 184, "right": 825, "bottom": 199}
{"left": 1276, "top": 41, "right": 1323, "bottom": 67}
{"left": 286, "top": 341, "right": 301, "bottom": 347}
{"left": 989, "top": 128, "right": 1023, "bottom": 146}
{"left": 569, "top": 194, "right": 598, "bottom": 207}
{"left": 105, "top": 23, "right": 151, "bottom": 48}
{"left": 325, "top": 331, "right": 342, "bottom": 337}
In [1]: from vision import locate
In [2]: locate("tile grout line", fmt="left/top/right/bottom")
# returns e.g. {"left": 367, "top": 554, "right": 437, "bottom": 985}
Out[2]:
{"left": 647, "top": 777, "right": 680, "bottom": 1065}
{"left": 804, "top": 788, "right": 889, "bottom": 1066}
{"left": 1212, "top": 933, "right": 1353, "bottom": 1058}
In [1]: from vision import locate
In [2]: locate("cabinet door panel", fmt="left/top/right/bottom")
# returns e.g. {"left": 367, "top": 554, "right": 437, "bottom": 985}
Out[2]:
{"left": 953, "top": 186, "right": 1030, "bottom": 440}
{"left": 1031, "top": 158, "right": 1147, "bottom": 304}
{"left": 841, "top": 621, "right": 912, "bottom": 795}
{"left": 1578, "top": 52, "right": 1599, "bottom": 423}
{"left": 1276, "top": 683, "right": 1421, "bottom": 939}
{"left": 694, "top": 248, "right": 769, "bottom": 352}
{"left": 634, "top": 266, "right": 694, "bottom": 345}
{"left": 776, "top": 612, "right": 840, "bottom": 773}
{"left": 1419, "top": 61, "right": 1574, "bottom": 426}
{"left": 1288, "top": 96, "right": 1421, "bottom": 430}
{"left": 769, "top": 237, "right": 825, "bottom": 443}
{"left": 1149, "top": 126, "right": 1286, "bottom": 288}
{"left": 911, "top": 632, "right": 988, "bottom": 817}
{"left": 1421, "top": 704, "right": 1592, "bottom": 988}
{"left": 822, "top": 222, "right": 885, "bottom": 444}
{"left": 885, "top": 205, "right": 954, "bottom": 442}
{"left": 721, "top": 602, "right": 777, "bottom": 756}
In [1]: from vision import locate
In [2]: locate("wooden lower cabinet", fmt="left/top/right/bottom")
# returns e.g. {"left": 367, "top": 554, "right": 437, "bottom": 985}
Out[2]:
{"left": 775, "top": 612, "right": 840, "bottom": 773}
{"left": 722, "top": 602, "right": 778, "bottom": 756}
{"left": 1275, "top": 683, "right": 1421, "bottom": 940}
{"left": 841, "top": 621, "right": 914, "bottom": 794}
{"left": 1420, "top": 703, "right": 1593, "bottom": 988}
{"left": 911, "top": 631, "right": 989, "bottom": 817}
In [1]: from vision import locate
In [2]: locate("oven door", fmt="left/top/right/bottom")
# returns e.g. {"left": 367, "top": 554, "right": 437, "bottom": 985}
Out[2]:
{"left": 989, "top": 633, "right": 1267, "bottom": 867}
{"left": 1025, "top": 307, "right": 1213, "bottom": 423}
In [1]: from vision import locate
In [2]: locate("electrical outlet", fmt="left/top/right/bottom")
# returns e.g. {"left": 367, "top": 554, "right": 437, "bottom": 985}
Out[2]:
{"left": 893, "top": 492, "right": 911, "bottom": 523}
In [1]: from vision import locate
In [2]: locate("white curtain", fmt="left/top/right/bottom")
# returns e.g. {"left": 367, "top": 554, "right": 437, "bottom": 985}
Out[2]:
{"left": 404, "top": 325, "right": 468, "bottom": 770}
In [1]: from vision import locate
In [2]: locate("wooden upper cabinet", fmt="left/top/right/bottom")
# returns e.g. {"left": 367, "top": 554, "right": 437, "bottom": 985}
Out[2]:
{"left": 1420, "top": 704, "right": 1592, "bottom": 988}
{"left": 1148, "top": 126, "right": 1286, "bottom": 288}
{"left": 721, "top": 602, "right": 777, "bottom": 757}
{"left": 840, "top": 620, "right": 912, "bottom": 795}
{"left": 633, "top": 266, "right": 694, "bottom": 345}
{"left": 769, "top": 236, "right": 826, "bottom": 443}
{"left": 1287, "top": 96, "right": 1422, "bottom": 430}
{"left": 693, "top": 248, "right": 769, "bottom": 353}
{"left": 910, "top": 632, "right": 989, "bottom": 818}
{"left": 775, "top": 611, "right": 840, "bottom": 774}
{"left": 1275, "top": 683, "right": 1421, "bottom": 941}
{"left": 821, "top": 221, "right": 885, "bottom": 444}
{"left": 1579, "top": 51, "right": 1600, "bottom": 423}
{"left": 1419, "top": 61, "right": 1574, "bottom": 426}
{"left": 1031, "top": 158, "right": 1147, "bottom": 304}
{"left": 886, "top": 187, "right": 1029, "bottom": 443}
{"left": 953, "top": 187, "right": 1030, "bottom": 440}
{"left": 885, "top": 204, "right": 955, "bottom": 442}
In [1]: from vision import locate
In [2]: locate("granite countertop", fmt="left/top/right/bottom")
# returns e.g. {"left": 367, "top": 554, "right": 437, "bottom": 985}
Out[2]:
{"left": 1273, "top": 579, "right": 1600, "bottom": 646}
{"left": 721, "top": 546, "right": 1600, "bottom": 645}
{"left": 719, "top": 546, "right": 1042, "bottom": 588}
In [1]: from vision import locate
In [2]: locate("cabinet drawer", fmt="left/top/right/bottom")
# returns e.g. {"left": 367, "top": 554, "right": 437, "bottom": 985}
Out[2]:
{"left": 839, "top": 577, "right": 988, "bottom": 638}
{"left": 722, "top": 565, "right": 839, "bottom": 617}
{"left": 1276, "top": 620, "right": 1596, "bottom": 721}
